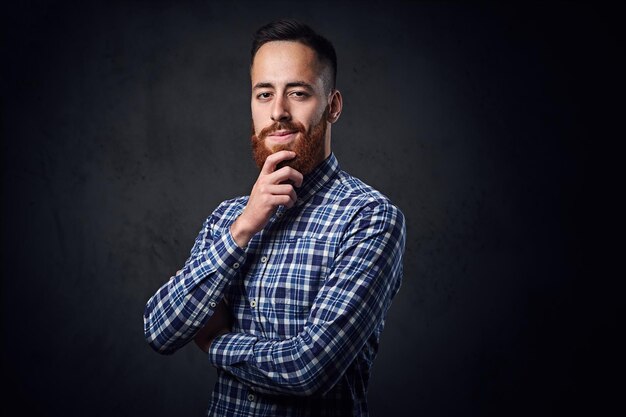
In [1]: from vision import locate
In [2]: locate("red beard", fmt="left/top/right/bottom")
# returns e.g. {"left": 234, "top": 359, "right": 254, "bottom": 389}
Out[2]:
{"left": 251, "top": 108, "right": 328, "bottom": 175}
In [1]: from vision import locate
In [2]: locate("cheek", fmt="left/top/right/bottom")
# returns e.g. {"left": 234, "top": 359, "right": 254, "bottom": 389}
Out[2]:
{"left": 294, "top": 110, "right": 321, "bottom": 131}
{"left": 310, "top": 105, "right": 328, "bottom": 126}
{"left": 252, "top": 118, "right": 265, "bottom": 136}
{"left": 303, "top": 114, "right": 323, "bottom": 133}
{"left": 251, "top": 105, "right": 266, "bottom": 131}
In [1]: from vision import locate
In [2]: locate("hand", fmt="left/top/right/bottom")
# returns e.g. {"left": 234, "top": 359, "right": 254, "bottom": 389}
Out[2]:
{"left": 230, "top": 150, "right": 303, "bottom": 247}
{"left": 194, "top": 299, "right": 233, "bottom": 353}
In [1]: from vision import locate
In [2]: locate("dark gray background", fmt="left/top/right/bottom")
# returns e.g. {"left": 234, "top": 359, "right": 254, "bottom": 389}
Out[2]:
{"left": 2, "top": 1, "right": 622, "bottom": 416}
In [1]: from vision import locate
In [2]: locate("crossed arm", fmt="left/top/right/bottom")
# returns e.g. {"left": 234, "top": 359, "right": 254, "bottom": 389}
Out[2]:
{"left": 196, "top": 202, "right": 405, "bottom": 396}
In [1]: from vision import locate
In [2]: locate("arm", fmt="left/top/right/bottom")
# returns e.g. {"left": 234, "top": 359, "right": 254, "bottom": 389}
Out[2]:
{"left": 208, "top": 202, "right": 406, "bottom": 396}
{"left": 143, "top": 214, "right": 246, "bottom": 355}
{"left": 194, "top": 299, "right": 233, "bottom": 353}
{"left": 144, "top": 151, "right": 303, "bottom": 355}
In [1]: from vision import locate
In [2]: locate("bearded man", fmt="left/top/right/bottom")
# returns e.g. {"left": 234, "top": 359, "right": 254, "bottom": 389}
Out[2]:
{"left": 144, "top": 19, "right": 406, "bottom": 417}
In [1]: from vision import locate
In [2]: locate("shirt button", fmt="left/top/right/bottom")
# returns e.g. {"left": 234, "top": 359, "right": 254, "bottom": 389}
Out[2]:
{"left": 209, "top": 301, "right": 216, "bottom": 308}
{"left": 276, "top": 212, "right": 283, "bottom": 218}
{"left": 260, "top": 256, "right": 268, "bottom": 263}
{"left": 250, "top": 299, "right": 257, "bottom": 308}
{"left": 233, "top": 262, "right": 240, "bottom": 269}
{"left": 247, "top": 393, "right": 256, "bottom": 402}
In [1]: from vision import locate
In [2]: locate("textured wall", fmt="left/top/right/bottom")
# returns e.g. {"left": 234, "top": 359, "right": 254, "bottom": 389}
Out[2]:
{"left": 2, "top": 1, "right": 621, "bottom": 416}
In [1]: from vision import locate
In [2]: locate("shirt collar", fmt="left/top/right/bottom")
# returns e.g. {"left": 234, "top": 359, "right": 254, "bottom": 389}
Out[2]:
{"left": 294, "top": 153, "right": 340, "bottom": 207}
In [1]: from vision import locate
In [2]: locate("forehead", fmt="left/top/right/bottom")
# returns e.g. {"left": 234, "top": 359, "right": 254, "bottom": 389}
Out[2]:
{"left": 251, "top": 41, "right": 323, "bottom": 87}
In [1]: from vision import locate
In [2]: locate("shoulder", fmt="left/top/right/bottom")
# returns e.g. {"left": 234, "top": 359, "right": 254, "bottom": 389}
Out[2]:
{"left": 213, "top": 195, "right": 249, "bottom": 215}
{"left": 204, "top": 195, "right": 249, "bottom": 228}
{"left": 334, "top": 170, "right": 403, "bottom": 216}
{"left": 322, "top": 169, "right": 405, "bottom": 236}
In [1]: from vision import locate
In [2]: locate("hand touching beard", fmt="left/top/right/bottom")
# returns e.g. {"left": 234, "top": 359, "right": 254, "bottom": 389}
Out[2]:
{"left": 251, "top": 107, "right": 328, "bottom": 176}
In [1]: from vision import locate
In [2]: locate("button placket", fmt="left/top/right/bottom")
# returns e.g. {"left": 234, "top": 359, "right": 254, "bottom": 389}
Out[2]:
{"left": 253, "top": 254, "right": 269, "bottom": 313}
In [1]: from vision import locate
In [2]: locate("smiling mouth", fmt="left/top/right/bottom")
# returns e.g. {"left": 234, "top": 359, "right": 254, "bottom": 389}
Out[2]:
{"left": 269, "top": 130, "right": 297, "bottom": 137}
{"left": 267, "top": 130, "right": 298, "bottom": 143}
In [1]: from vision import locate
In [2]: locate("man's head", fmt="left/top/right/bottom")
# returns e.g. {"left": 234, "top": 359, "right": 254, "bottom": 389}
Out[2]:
{"left": 250, "top": 20, "right": 343, "bottom": 175}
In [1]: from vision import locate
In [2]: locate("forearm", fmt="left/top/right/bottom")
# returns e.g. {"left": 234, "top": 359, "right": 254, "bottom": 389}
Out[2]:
{"left": 209, "top": 207, "right": 405, "bottom": 395}
{"left": 144, "top": 231, "right": 246, "bottom": 354}
{"left": 209, "top": 314, "right": 381, "bottom": 396}
{"left": 209, "top": 270, "right": 397, "bottom": 396}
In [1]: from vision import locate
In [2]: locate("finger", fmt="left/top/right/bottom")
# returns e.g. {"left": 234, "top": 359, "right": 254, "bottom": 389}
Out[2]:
{"left": 270, "top": 194, "right": 296, "bottom": 208}
{"left": 269, "top": 166, "right": 304, "bottom": 187}
{"left": 261, "top": 151, "right": 296, "bottom": 175}
{"left": 257, "top": 184, "right": 297, "bottom": 207}
{"left": 265, "top": 183, "right": 296, "bottom": 197}
{"left": 269, "top": 185, "right": 298, "bottom": 207}
{"left": 286, "top": 187, "right": 297, "bottom": 207}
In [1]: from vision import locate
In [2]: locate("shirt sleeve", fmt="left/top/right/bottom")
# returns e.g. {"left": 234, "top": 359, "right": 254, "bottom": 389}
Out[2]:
{"left": 143, "top": 207, "right": 247, "bottom": 355}
{"left": 208, "top": 201, "right": 406, "bottom": 396}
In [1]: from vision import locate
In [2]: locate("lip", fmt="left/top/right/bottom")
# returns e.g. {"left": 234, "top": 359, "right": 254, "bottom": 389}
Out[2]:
{"left": 267, "top": 130, "right": 298, "bottom": 144}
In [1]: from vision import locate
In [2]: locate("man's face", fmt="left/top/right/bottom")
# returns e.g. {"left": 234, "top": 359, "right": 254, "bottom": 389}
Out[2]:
{"left": 250, "top": 41, "right": 331, "bottom": 175}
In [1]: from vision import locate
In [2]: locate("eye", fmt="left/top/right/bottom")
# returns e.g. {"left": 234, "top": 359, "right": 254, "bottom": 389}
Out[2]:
{"left": 256, "top": 92, "right": 272, "bottom": 101}
{"left": 289, "top": 91, "right": 310, "bottom": 100}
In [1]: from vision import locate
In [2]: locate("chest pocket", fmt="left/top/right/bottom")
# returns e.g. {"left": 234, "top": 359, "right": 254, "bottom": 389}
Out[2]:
{"left": 265, "top": 237, "right": 332, "bottom": 315}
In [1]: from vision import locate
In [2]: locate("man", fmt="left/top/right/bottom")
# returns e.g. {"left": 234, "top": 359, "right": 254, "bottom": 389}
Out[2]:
{"left": 144, "top": 19, "right": 406, "bottom": 416}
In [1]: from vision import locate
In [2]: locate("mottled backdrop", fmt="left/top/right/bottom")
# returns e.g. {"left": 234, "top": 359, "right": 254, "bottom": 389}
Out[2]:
{"left": 2, "top": 1, "right": 621, "bottom": 416}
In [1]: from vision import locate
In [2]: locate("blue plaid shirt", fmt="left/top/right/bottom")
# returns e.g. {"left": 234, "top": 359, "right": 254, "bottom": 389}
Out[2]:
{"left": 144, "top": 154, "right": 405, "bottom": 416}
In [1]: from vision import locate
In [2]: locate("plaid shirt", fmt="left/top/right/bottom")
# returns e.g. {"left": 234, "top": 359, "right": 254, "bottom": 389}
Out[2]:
{"left": 144, "top": 153, "right": 405, "bottom": 416}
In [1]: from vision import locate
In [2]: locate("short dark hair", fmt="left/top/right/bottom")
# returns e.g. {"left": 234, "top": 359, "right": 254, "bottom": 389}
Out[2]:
{"left": 251, "top": 19, "right": 337, "bottom": 92}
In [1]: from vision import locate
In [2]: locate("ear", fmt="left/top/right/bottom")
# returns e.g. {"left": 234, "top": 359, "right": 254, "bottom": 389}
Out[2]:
{"left": 327, "top": 90, "right": 343, "bottom": 124}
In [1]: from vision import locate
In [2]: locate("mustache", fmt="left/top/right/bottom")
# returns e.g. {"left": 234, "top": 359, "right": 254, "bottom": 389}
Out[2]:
{"left": 257, "top": 121, "right": 306, "bottom": 141}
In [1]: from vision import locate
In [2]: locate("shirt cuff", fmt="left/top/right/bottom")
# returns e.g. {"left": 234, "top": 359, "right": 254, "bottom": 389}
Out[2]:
{"left": 209, "top": 332, "right": 257, "bottom": 368}
{"left": 185, "top": 230, "right": 247, "bottom": 291}
{"left": 208, "top": 228, "right": 247, "bottom": 273}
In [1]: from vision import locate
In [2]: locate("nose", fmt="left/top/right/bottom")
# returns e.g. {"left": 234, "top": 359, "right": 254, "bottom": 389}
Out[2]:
{"left": 271, "top": 95, "right": 291, "bottom": 123}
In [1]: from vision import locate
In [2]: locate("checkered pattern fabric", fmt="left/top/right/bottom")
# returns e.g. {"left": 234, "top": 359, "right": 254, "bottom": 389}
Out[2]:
{"left": 144, "top": 154, "right": 405, "bottom": 416}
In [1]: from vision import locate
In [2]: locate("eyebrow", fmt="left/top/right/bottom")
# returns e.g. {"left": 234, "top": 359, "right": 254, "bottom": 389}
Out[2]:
{"left": 253, "top": 81, "right": 315, "bottom": 90}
